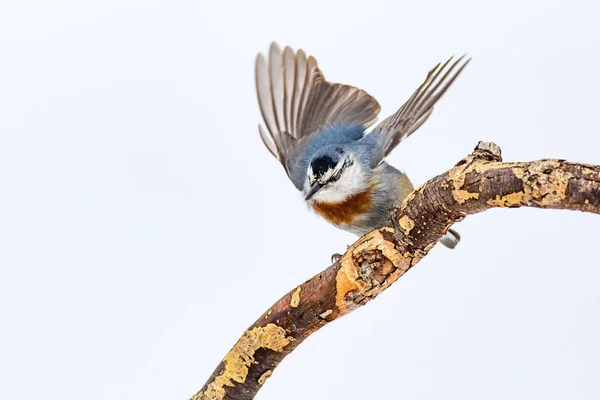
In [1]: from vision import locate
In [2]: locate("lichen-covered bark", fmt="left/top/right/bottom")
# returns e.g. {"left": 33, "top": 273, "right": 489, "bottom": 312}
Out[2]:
{"left": 192, "top": 142, "right": 600, "bottom": 400}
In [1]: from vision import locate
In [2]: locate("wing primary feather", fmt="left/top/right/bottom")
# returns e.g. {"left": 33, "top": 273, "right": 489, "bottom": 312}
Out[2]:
{"left": 258, "top": 124, "right": 279, "bottom": 159}
{"left": 305, "top": 78, "right": 336, "bottom": 135}
{"left": 282, "top": 46, "right": 295, "bottom": 133}
{"left": 399, "top": 58, "right": 451, "bottom": 126}
{"left": 396, "top": 61, "right": 444, "bottom": 124}
{"left": 416, "top": 55, "right": 466, "bottom": 115}
{"left": 420, "top": 56, "right": 470, "bottom": 113}
{"left": 337, "top": 92, "right": 374, "bottom": 126}
{"left": 328, "top": 88, "right": 358, "bottom": 123}
{"left": 295, "top": 56, "right": 318, "bottom": 137}
{"left": 268, "top": 43, "right": 285, "bottom": 134}
{"left": 255, "top": 53, "right": 278, "bottom": 138}
{"left": 291, "top": 49, "right": 307, "bottom": 137}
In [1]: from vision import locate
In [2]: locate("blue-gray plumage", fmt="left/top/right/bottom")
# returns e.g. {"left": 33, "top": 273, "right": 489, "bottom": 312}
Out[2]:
{"left": 255, "top": 43, "right": 469, "bottom": 248}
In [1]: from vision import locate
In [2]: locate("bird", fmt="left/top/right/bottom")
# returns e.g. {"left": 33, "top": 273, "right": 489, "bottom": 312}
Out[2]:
{"left": 255, "top": 43, "right": 469, "bottom": 250}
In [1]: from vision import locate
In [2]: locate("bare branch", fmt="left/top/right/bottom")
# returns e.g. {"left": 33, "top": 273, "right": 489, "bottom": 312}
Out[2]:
{"left": 193, "top": 142, "right": 600, "bottom": 400}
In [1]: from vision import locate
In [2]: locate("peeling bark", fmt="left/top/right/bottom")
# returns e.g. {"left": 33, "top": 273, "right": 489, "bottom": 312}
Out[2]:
{"left": 192, "top": 142, "right": 600, "bottom": 400}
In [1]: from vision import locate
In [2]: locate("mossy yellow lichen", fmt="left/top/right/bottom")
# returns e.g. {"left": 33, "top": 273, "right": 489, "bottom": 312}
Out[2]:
{"left": 398, "top": 215, "right": 415, "bottom": 235}
{"left": 194, "top": 324, "right": 292, "bottom": 400}
{"left": 448, "top": 158, "right": 482, "bottom": 204}
{"left": 290, "top": 287, "right": 301, "bottom": 308}
{"left": 258, "top": 370, "right": 272, "bottom": 385}
{"left": 511, "top": 167, "right": 525, "bottom": 179}
{"left": 582, "top": 167, "right": 596, "bottom": 175}
{"left": 486, "top": 191, "right": 527, "bottom": 207}
{"left": 452, "top": 190, "right": 479, "bottom": 204}
{"left": 537, "top": 168, "right": 572, "bottom": 206}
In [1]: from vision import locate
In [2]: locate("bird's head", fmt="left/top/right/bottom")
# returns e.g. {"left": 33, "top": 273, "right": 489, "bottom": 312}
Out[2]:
{"left": 304, "top": 146, "right": 370, "bottom": 203}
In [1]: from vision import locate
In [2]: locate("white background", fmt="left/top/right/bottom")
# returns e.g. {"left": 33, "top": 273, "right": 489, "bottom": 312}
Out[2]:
{"left": 1, "top": 1, "right": 599, "bottom": 399}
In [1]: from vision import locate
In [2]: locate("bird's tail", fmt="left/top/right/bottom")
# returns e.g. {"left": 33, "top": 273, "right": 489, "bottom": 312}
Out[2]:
{"left": 440, "top": 228, "right": 461, "bottom": 249}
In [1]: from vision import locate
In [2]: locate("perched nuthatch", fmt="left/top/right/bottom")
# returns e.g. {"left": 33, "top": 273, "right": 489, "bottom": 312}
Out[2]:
{"left": 255, "top": 43, "right": 469, "bottom": 249}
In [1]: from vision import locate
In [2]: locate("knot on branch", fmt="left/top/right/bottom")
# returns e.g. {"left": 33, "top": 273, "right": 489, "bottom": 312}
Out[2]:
{"left": 335, "top": 230, "right": 412, "bottom": 314}
{"left": 473, "top": 141, "right": 502, "bottom": 162}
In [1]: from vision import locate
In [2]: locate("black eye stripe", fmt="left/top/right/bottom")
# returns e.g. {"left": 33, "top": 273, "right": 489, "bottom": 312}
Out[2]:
{"left": 310, "top": 156, "right": 337, "bottom": 179}
{"left": 309, "top": 155, "right": 353, "bottom": 184}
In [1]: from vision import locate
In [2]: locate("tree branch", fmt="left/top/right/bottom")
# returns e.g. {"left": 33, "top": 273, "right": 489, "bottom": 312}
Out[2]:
{"left": 192, "top": 142, "right": 600, "bottom": 400}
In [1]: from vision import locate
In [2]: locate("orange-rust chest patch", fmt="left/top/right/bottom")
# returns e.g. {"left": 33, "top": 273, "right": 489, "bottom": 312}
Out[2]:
{"left": 311, "top": 187, "right": 374, "bottom": 226}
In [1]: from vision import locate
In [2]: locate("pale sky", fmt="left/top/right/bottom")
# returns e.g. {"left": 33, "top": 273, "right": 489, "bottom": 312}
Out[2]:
{"left": 1, "top": 1, "right": 599, "bottom": 399}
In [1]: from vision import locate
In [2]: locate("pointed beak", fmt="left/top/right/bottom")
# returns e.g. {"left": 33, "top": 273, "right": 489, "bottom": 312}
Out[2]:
{"left": 304, "top": 182, "right": 323, "bottom": 201}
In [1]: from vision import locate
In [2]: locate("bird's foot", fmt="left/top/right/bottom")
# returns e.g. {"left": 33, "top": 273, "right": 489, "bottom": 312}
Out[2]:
{"left": 330, "top": 244, "right": 351, "bottom": 263}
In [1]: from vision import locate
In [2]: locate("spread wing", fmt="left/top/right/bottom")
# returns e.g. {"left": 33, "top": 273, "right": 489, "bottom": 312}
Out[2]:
{"left": 255, "top": 43, "right": 381, "bottom": 189}
{"left": 368, "top": 55, "right": 471, "bottom": 167}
